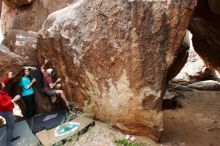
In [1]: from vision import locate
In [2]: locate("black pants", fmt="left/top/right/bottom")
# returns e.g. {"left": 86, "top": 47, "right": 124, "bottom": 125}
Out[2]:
{"left": 22, "top": 94, "right": 36, "bottom": 118}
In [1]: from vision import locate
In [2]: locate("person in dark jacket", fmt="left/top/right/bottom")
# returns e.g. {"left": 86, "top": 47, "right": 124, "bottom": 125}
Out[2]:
{"left": 0, "top": 72, "right": 21, "bottom": 146}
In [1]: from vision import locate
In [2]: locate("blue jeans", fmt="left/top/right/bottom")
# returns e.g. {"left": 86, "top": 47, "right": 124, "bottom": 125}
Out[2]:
{"left": 0, "top": 111, "right": 15, "bottom": 146}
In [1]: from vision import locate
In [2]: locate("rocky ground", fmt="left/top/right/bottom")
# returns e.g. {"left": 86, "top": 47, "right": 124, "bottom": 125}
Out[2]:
{"left": 63, "top": 89, "right": 220, "bottom": 146}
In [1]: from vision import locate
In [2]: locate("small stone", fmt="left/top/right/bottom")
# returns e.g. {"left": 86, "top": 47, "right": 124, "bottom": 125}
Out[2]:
{"left": 125, "top": 135, "right": 130, "bottom": 140}
{"left": 129, "top": 136, "right": 136, "bottom": 142}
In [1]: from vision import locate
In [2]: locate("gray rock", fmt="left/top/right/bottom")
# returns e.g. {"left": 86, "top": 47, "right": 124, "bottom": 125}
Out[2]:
{"left": 188, "top": 80, "right": 220, "bottom": 90}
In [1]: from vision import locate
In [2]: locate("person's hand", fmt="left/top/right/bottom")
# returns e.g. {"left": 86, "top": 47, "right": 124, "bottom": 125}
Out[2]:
{"left": 57, "top": 78, "right": 62, "bottom": 82}
{"left": 32, "top": 67, "right": 37, "bottom": 70}
{"left": 13, "top": 95, "right": 21, "bottom": 102}
{"left": 32, "top": 78, "right": 36, "bottom": 83}
{"left": 8, "top": 72, "right": 13, "bottom": 79}
{"left": 45, "top": 59, "right": 49, "bottom": 64}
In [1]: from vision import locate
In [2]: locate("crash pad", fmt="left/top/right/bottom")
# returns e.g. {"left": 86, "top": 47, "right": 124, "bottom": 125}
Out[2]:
{"left": 0, "top": 120, "right": 39, "bottom": 146}
{"left": 27, "top": 109, "right": 66, "bottom": 134}
{"left": 36, "top": 116, "right": 94, "bottom": 146}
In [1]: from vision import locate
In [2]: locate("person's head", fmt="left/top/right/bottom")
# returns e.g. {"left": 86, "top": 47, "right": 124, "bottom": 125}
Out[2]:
{"left": 0, "top": 82, "right": 5, "bottom": 90}
{"left": 46, "top": 68, "right": 54, "bottom": 76}
{"left": 22, "top": 67, "right": 30, "bottom": 77}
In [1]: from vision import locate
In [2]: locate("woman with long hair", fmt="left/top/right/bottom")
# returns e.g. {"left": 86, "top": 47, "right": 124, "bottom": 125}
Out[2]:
{"left": 19, "top": 66, "right": 37, "bottom": 118}
{"left": 0, "top": 72, "right": 21, "bottom": 146}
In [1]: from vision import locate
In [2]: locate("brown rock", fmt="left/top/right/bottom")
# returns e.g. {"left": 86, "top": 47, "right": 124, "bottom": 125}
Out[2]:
{"left": 1, "top": 0, "right": 77, "bottom": 34}
{"left": 2, "top": 0, "right": 34, "bottom": 8}
{"left": 166, "top": 30, "right": 191, "bottom": 81}
{"left": 0, "top": 1, "right": 2, "bottom": 15}
{"left": 37, "top": 0, "right": 197, "bottom": 141}
{"left": 208, "top": 0, "right": 220, "bottom": 15}
{"left": 188, "top": 80, "right": 220, "bottom": 90}
{"left": 0, "top": 44, "right": 24, "bottom": 80}
{"left": 2, "top": 29, "right": 38, "bottom": 66}
{"left": 189, "top": 0, "right": 220, "bottom": 73}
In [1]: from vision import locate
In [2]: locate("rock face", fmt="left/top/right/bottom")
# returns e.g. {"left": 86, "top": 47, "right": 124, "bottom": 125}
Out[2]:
{"left": 166, "top": 30, "right": 191, "bottom": 81}
{"left": 2, "top": 29, "right": 38, "bottom": 66}
{"left": 189, "top": 0, "right": 220, "bottom": 73}
{"left": 188, "top": 80, "right": 220, "bottom": 90}
{"left": 173, "top": 32, "right": 212, "bottom": 83}
{"left": 37, "top": 0, "right": 197, "bottom": 140}
{"left": 2, "top": 0, "right": 34, "bottom": 8}
{"left": 1, "top": 0, "right": 77, "bottom": 34}
{"left": 0, "top": 44, "right": 24, "bottom": 80}
{"left": 208, "top": 0, "right": 220, "bottom": 15}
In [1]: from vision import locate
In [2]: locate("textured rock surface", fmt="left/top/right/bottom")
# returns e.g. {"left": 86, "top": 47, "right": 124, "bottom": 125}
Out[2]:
{"left": 1, "top": 0, "right": 77, "bottom": 34}
{"left": 2, "top": 0, "right": 34, "bottom": 8}
{"left": 189, "top": 0, "right": 220, "bottom": 73}
{"left": 37, "top": 0, "right": 197, "bottom": 140}
{"left": 208, "top": 0, "right": 220, "bottom": 15}
{"left": 166, "top": 30, "right": 191, "bottom": 81}
{"left": 173, "top": 34, "right": 212, "bottom": 83}
{"left": 2, "top": 29, "right": 38, "bottom": 66}
{"left": 0, "top": 44, "right": 24, "bottom": 80}
{"left": 188, "top": 80, "right": 220, "bottom": 90}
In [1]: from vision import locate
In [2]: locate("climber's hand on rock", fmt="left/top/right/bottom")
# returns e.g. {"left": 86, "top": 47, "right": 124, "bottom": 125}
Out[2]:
{"left": 8, "top": 72, "right": 14, "bottom": 79}
{"left": 57, "top": 78, "right": 62, "bottom": 82}
{"left": 45, "top": 59, "right": 49, "bottom": 64}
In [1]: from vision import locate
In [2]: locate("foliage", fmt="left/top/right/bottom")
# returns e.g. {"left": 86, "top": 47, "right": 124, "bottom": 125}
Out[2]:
{"left": 115, "top": 139, "right": 145, "bottom": 146}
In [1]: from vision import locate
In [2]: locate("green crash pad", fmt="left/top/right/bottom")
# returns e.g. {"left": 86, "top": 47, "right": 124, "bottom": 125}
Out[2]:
{"left": 36, "top": 116, "right": 95, "bottom": 146}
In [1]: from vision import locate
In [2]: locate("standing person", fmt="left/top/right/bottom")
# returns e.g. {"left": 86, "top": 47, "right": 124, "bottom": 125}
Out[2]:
{"left": 41, "top": 59, "right": 70, "bottom": 109}
{"left": 0, "top": 72, "right": 21, "bottom": 146}
{"left": 19, "top": 66, "right": 37, "bottom": 118}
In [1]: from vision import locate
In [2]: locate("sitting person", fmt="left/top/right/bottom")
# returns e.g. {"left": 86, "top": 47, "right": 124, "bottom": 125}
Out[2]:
{"left": 0, "top": 72, "right": 21, "bottom": 146}
{"left": 41, "top": 59, "right": 70, "bottom": 109}
{"left": 19, "top": 66, "right": 37, "bottom": 118}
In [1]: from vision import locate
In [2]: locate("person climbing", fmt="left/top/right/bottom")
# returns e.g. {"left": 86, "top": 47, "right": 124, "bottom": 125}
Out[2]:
{"left": 41, "top": 59, "right": 70, "bottom": 110}
{"left": 19, "top": 66, "right": 37, "bottom": 118}
{"left": 0, "top": 72, "right": 21, "bottom": 146}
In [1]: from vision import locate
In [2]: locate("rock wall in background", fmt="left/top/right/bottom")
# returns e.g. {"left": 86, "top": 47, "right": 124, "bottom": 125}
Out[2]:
{"left": 2, "top": 29, "right": 38, "bottom": 66}
{"left": 0, "top": 44, "right": 24, "bottom": 79}
{"left": 37, "top": 0, "right": 197, "bottom": 140}
{"left": 1, "top": 0, "right": 77, "bottom": 34}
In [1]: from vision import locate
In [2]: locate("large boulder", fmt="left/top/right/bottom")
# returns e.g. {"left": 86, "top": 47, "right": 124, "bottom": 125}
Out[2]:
{"left": 1, "top": 0, "right": 77, "bottom": 34}
{"left": 37, "top": 0, "right": 197, "bottom": 141}
{"left": 2, "top": 29, "right": 38, "bottom": 66}
{"left": 0, "top": 44, "right": 24, "bottom": 80}
{"left": 189, "top": 0, "right": 220, "bottom": 73}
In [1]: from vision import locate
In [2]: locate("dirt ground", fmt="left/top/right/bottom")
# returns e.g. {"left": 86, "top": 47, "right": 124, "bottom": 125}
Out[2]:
{"left": 161, "top": 90, "right": 220, "bottom": 146}
{"left": 68, "top": 90, "right": 220, "bottom": 146}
